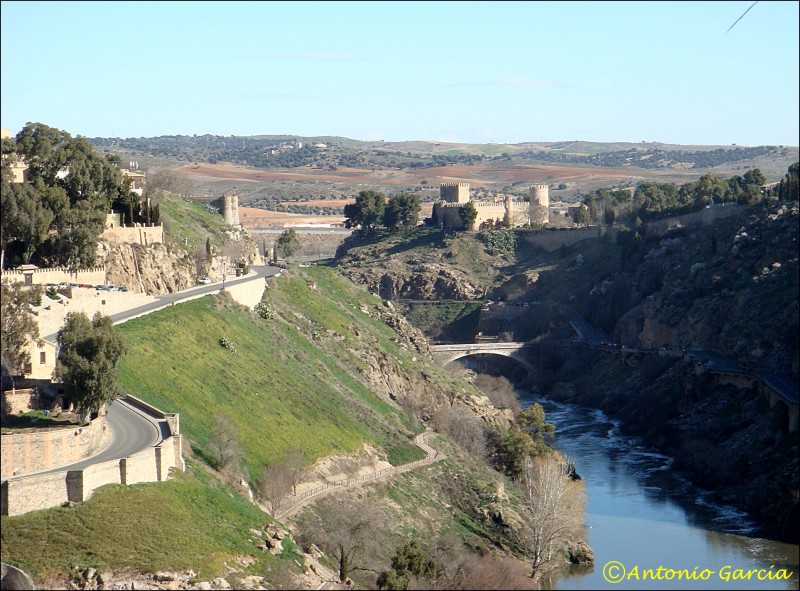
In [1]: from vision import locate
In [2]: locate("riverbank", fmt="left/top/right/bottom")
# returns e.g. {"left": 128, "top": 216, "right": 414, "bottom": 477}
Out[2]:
{"left": 540, "top": 349, "right": 798, "bottom": 544}
{"left": 517, "top": 393, "right": 799, "bottom": 591}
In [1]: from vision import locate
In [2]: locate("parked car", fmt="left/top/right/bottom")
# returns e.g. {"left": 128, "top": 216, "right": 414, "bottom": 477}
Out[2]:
{"left": 197, "top": 277, "right": 212, "bottom": 284}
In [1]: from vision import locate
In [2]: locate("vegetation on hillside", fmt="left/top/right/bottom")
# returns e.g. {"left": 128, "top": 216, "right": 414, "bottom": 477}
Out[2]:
{"left": 88, "top": 133, "right": 791, "bottom": 173}
{"left": 0, "top": 463, "right": 297, "bottom": 585}
{"left": 115, "top": 269, "right": 426, "bottom": 478}
{"left": 1, "top": 123, "right": 135, "bottom": 271}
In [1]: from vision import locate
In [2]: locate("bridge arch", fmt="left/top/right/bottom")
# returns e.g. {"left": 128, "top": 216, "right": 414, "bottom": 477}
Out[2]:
{"left": 434, "top": 349, "right": 536, "bottom": 376}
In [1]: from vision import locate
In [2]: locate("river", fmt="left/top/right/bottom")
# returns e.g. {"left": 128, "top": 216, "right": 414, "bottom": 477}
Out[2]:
{"left": 515, "top": 394, "right": 800, "bottom": 590}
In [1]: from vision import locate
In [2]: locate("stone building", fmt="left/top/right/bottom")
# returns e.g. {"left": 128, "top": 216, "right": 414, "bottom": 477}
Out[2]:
{"left": 431, "top": 182, "right": 552, "bottom": 230}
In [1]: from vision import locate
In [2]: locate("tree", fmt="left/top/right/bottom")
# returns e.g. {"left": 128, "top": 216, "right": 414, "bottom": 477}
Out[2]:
{"left": 377, "top": 538, "right": 437, "bottom": 589}
{"left": 55, "top": 312, "right": 128, "bottom": 419}
{"left": 433, "top": 404, "right": 487, "bottom": 458}
{"left": 515, "top": 402, "right": 554, "bottom": 456}
{"left": 47, "top": 199, "right": 107, "bottom": 271}
{"left": 572, "top": 204, "right": 590, "bottom": 226}
{"left": 458, "top": 202, "right": 478, "bottom": 231}
{"left": 492, "top": 424, "right": 536, "bottom": 479}
{"left": 518, "top": 454, "right": 586, "bottom": 580}
{"left": 209, "top": 413, "right": 243, "bottom": 474}
{"left": 283, "top": 446, "right": 309, "bottom": 495}
{"left": 310, "top": 496, "right": 385, "bottom": 583}
{"left": 206, "top": 236, "right": 212, "bottom": 260}
{"left": 344, "top": 190, "right": 386, "bottom": 235}
{"left": 257, "top": 462, "right": 293, "bottom": 516}
{"left": 275, "top": 228, "right": 301, "bottom": 259}
{"left": 383, "top": 193, "right": 421, "bottom": 231}
{"left": 0, "top": 281, "right": 43, "bottom": 386}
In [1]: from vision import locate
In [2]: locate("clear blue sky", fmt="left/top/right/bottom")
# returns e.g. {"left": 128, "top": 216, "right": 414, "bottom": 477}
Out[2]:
{"left": 2, "top": 1, "right": 798, "bottom": 146}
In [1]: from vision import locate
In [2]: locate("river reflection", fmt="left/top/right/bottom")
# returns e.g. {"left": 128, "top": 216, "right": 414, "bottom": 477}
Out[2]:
{"left": 516, "top": 394, "right": 800, "bottom": 590}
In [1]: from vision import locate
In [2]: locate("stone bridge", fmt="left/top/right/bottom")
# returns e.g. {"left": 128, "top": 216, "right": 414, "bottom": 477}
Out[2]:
{"left": 430, "top": 342, "right": 557, "bottom": 374}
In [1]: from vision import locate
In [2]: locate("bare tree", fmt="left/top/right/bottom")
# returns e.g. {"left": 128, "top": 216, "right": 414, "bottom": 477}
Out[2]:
{"left": 257, "top": 462, "right": 293, "bottom": 516}
{"left": 283, "top": 447, "right": 309, "bottom": 495}
{"left": 432, "top": 404, "right": 487, "bottom": 459}
{"left": 517, "top": 453, "right": 586, "bottom": 580}
{"left": 144, "top": 169, "right": 194, "bottom": 199}
{"left": 473, "top": 374, "right": 521, "bottom": 414}
{"left": 310, "top": 496, "right": 386, "bottom": 583}
{"left": 208, "top": 413, "right": 242, "bottom": 475}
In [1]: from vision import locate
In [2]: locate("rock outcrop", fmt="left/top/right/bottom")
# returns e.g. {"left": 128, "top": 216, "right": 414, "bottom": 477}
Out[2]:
{"left": 97, "top": 241, "right": 196, "bottom": 295}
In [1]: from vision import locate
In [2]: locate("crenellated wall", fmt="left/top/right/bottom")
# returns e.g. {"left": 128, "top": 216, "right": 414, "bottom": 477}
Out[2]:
{"left": 433, "top": 200, "right": 531, "bottom": 230}
{"left": 1, "top": 266, "right": 106, "bottom": 286}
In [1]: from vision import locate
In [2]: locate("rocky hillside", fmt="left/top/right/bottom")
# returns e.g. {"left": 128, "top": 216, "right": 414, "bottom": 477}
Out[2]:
{"left": 338, "top": 202, "right": 798, "bottom": 377}
{"left": 3, "top": 265, "right": 587, "bottom": 589}
{"left": 334, "top": 199, "right": 799, "bottom": 542}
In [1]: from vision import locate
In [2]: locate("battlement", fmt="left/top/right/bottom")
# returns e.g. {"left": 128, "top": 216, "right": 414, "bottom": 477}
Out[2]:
{"left": 440, "top": 182, "right": 470, "bottom": 204}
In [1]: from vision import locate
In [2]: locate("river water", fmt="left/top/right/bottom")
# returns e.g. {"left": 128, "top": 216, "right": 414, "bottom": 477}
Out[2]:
{"left": 515, "top": 394, "right": 800, "bottom": 590}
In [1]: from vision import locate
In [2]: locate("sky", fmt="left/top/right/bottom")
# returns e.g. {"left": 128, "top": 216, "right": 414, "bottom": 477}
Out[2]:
{"left": 1, "top": 1, "right": 798, "bottom": 146}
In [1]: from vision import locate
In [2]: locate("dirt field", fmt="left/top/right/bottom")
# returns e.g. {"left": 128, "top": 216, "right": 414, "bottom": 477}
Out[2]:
{"left": 173, "top": 161, "right": 637, "bottom": 189}
{"left": 168, "top": 159, "right": 712, "bottom": 229}
{"left": 239, "top": 207, "right": 346, "bottom": 228}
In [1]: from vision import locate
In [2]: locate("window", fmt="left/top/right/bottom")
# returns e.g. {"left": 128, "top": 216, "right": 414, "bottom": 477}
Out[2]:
{"left": 40, "top": 351, "right": 46, "bottom": 364}
{"left": 23, "top": 362, "right": 32, "bottom": 374}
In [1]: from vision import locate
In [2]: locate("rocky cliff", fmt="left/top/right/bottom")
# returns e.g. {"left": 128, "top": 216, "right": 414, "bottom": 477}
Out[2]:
{"left": 97, "top": 241, "right": 196, "bottom": 294}
{"left": 333, "top": 199, "right": 799, "bottom": 543}
{"left": 97, "top": 230, "right": 263, "bottom": 296}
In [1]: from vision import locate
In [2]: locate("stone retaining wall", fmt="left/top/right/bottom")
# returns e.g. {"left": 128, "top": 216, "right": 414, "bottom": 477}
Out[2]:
{"left": 0, "top": 415, "right": 110, "bottom": 479}
{"left": 1, "top": 399, "right": 184, "bottom": 517}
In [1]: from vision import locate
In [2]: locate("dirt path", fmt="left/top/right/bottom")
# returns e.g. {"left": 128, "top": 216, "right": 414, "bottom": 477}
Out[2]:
{"left": 266, "top": 429, "right": 442, "bottom": 522}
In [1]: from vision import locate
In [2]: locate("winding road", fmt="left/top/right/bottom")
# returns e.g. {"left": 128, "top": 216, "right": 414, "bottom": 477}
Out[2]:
{"left": 28, "top": 265, "right": 283, "bottom": 477}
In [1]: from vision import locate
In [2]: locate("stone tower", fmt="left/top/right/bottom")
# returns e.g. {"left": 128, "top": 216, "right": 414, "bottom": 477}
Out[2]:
{"left": 529, "top": 184, "right": 550, "bottom": 226}
{"left": 222, "top": 193, "right": 240, "bottom": 226}
{"left": 440, "top": 182, "right": 470, "bottom": 204}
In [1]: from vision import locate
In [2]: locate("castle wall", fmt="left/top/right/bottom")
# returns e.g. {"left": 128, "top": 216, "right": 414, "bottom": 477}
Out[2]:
{"left": 433, "top": 201, "right": 531, "bottom": 230}
{"left": 523, "top": 226, "right": 608, "bottom": 251}
{"left": 0, "top": 415, "right": 110, "bottom": 480}
{"left": 2, "top": 398, "right": 184, "bottom": 516}
{"left": 1, "top": 267, "right": 105, "bottom": 286}
{"left": 644, "top": 204, "right": 742, "bottom": 237}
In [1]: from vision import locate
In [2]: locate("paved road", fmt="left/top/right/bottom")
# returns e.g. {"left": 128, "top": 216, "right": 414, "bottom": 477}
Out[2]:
{"left": 28, "top": 265, "right": 282, "bottom": 477}
{"left": 43, "top": 265, "right": 283, "bottom": 340}
{"left": 5, "top": 399, "right": 162, "bottom": 479}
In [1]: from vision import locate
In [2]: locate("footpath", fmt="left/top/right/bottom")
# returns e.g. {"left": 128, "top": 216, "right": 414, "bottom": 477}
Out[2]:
{"left": 264, "top": 429, "right": 443, "bottom": 590}
{"left": 272, "top": 429, "right": 442, "bottom": 521}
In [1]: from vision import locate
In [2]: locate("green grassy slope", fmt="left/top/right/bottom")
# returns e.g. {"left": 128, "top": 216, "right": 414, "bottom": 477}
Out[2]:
{"left": 0, "top": 464, "right": 291, "bottom": 584}
{"left": 114, "top": 265, "right": 432, "bottom": 478}
{"left": 156, "top": 191, "right": 229, "bottom": 251}
{"left": 3, "top": 265, "right": 524, "bottom": 585}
